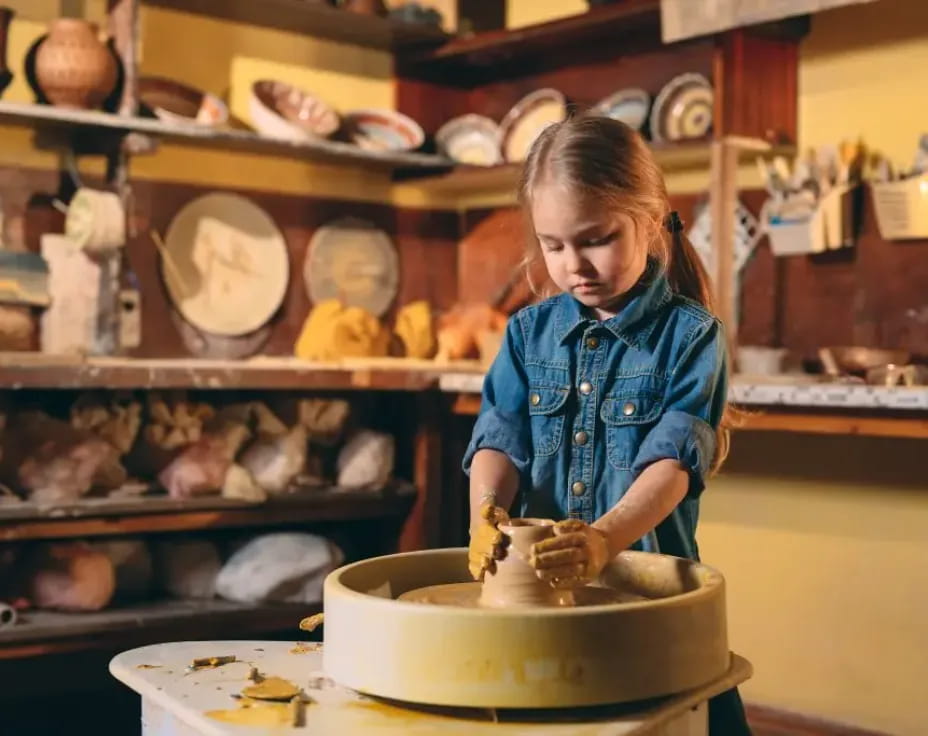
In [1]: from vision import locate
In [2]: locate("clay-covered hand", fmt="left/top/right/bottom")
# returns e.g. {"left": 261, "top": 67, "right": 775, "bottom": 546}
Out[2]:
{"left": 467, "top": 503, "right": 510, "bottom": 581}
{"left": 530, "top": 519, "right": 611, "bottom": 588}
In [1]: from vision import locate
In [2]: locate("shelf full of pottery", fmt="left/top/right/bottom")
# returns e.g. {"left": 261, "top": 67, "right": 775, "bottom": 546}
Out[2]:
{"left": 428, "top": 73, "right": 716, "bottom": 181}
{"left": 0, "top": 392, "right": 406, "bottom": 526}
{"left": 0, "top": 11, "right": 448, "bottom": 170}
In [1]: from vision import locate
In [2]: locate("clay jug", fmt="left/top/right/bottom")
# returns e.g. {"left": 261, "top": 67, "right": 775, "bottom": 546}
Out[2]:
{"left": 35, "top": 19, "right": 117, "bottom": 109}
{"left": 479, "top": 518, "right": 575, "bottom": 608}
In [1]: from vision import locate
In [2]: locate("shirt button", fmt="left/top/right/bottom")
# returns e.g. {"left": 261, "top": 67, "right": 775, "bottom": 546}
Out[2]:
{"left": 623, "top": 401, "right": 636, "bottom": 416}
{"left": 571, "top": 481, "right": 586, "bottom": 496}
{"left": 530, "top": 393, "right": 541, "bottom": 406}
{"left": 579, "top": 381, "right": 593, "bottom": 395}
{"left": 574, "top": 430, "right": 588, "bottom": 445}
{"left": 585, "top": 336, "right": 600, "bottom": 349}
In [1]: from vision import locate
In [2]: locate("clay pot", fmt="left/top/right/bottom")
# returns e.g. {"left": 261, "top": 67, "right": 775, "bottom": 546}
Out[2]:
{"left": 479, "top": 518, "right": 575, "bottom": 608}
{"left": 35, "top": 19, "right": 117, "bottom": 109}
{"left": 0, "top": 7, "right": 13, "bottom": 97}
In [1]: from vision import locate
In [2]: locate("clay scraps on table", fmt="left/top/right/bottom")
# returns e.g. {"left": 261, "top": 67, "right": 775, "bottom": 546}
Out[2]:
{"left": 298, "top": 612, "right": 324, "bottom": 632}
{"left": 290, "top": 642, "right": 321, "bottom": 655}
{"left": 187, "top": 654, "right": 236, "bottom": 672}
{"left": 207, "top": 674, "right": 309, "bottom": 727}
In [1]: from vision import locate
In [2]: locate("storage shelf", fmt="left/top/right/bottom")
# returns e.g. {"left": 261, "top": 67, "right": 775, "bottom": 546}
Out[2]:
{"left": 0, "top": 483, "right": 415, "bottom": 541}
{"left": 0, "top": 598, "right": 318, "bottom": 659}
{"left": 145, "top": 0, "right": 450, "bottom": 50}
{"left": 0, "top": 355, "right": 484, "bottom": 391}
{"left": 0, "top": 101, "right": 453, "bottom": 172}
{"left": 397, "top": 0, "right": 661, "bottom": 80}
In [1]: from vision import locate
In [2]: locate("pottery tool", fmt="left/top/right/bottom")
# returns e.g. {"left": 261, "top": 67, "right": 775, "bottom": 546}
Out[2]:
{"left": 151, "top": 229, "right": 193, "bottom": 297}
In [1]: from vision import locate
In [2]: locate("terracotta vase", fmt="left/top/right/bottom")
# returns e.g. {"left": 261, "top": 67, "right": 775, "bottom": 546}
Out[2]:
{"left": 35, "top": 18, "right": 117, "bottom": 110}
{"left": 479, "top": 518, "right": 575, "bottom": 608}
{"left": 0, "top": 7, "right": 13, "bottom": 97}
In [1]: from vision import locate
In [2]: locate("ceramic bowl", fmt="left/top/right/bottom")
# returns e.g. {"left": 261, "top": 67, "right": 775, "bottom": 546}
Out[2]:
{"left": 591, "top": 87, "right": 650, "bottom": 130}
{"left": 138, "top": 76, "right": 228, "bottom": 127}
{"left": 499, "top": 88, "right": 567, "bottom": 163}
{"left": 342, "top": 108, "right": 425, "bottom": 152}
{"left": 249, "top": 79, "right": 340, "bottom": 141}
{"left": 650, "top": 73, "right": 713, "bottom": 143}
{"left": 435, "top": 114, "right": 502, "bottom": 165}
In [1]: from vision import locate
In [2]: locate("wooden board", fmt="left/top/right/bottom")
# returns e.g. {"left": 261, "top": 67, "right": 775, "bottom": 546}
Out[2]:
{"left": 0, "top": 484, "right": 415, "bottom": 541}
{"left": 0, "top": 600, "right": 317, "bottom": 657}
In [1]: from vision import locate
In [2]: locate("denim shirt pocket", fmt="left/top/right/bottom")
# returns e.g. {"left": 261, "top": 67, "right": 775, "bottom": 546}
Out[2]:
{"left": 528, "top": 383, "right": 570, "bottom": 457}
{"left": 600, "top": 390, "right": 664, "bottom": 470}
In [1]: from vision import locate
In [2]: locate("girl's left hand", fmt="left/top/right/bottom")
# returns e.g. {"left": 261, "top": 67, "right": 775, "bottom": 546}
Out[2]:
{"left": 530, "top": 519, "right": 611, "bottom": 588}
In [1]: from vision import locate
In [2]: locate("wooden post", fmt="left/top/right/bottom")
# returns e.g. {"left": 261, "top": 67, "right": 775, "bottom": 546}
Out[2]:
{"left": 709, "top": 139, "right": 738, "bottom": 337}
{"left": 398, "top": 392, "right": 443, "bottom": 551}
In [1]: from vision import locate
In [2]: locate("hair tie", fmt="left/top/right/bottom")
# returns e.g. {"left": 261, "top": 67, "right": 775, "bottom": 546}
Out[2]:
{"left": 665, "top": 211, "right": 684, "bottom": 234}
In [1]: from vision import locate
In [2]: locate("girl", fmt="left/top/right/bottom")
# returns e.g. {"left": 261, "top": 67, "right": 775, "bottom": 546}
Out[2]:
{"left": 463, "top": 115, "right": 750, "bottom": 734}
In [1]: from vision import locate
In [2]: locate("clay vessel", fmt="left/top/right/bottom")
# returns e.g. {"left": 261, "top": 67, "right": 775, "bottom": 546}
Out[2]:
{"left": 35, "top": 19, "right": 117, "bottom": 109}
{"left": 0, "top": 7, "right": 13, "bottom": 97}
{"left": 479, "top": 518, "right": 575, "bottom": 608}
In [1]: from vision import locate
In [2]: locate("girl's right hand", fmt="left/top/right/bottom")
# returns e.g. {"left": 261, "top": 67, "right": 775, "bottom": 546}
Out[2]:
{"left": 467, "top": 503, "right": 510, "bottom": 581}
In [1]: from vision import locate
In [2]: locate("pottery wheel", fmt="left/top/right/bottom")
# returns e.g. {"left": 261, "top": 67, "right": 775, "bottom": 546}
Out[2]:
{"left": 324, "top": 548, "right": 730, "bottom": 709}
{"left": 397, "top": 581, "right": 648, "bottom": 607}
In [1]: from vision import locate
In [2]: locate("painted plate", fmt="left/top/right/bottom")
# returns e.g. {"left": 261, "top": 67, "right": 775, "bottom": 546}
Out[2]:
{"left": 591, "top": 87, "right": 650, "bottom": 130}
{"left": 499, "top": 88, "right": 567, "bottom": 163}
{"left": 649, "top": 73, "right": 713, "bottom": 143}
{"left": 161, "top": 193, "right": 290, "bottom": 337}
{"left": 304, "top": 217, "right": 399, "bottom": 318}
{"left": 435, "top": 114, "right": 502, "bottom": 166}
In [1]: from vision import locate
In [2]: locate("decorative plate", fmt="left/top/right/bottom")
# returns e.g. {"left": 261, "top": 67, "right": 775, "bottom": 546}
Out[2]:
{"left": 435, "top": 114, "right": 502, "bottom": 166}
{"left": 249, "top": 79, "right": 340, "bottom": 141}
{"left": 304, "top": 217, "right": 399, "bottom": 318}
{"left": 649, "top": 73, "right": 713, "bottom": 143}
{"left": 161, "top": 193, "right": 290, "bottom": 337}
{"left": 591, "top": 88, "right": 650, "bottom": 130}
{"left": 171, "top": 308, "right": 271, "bottom": 359}
{"left": 139, "top": 76, "right": 228, "bottom": 127}
{"left": 342, "top": 109, "right": 425, "bottom": 152}
{"left": 499, "top": 88, "right": 567, "bottom": 163}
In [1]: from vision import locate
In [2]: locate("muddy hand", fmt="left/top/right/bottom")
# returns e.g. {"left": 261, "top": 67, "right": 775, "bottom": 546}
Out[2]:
{"left": 467, "top": 503, "right": 510, "bottom": 581}
{"left": 530, "top": 519, "right": 610, "bottom": 588}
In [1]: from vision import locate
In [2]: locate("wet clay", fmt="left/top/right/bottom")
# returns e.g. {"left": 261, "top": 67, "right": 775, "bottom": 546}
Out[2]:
{"left": 398, "top": 581, "right": 650, "bottom": 608}
{"left": 480, "top": 518, "right": 574, "bottom": 608}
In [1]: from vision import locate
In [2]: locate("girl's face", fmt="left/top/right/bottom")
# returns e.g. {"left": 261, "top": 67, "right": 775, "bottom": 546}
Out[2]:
{"left": 531, "top": 180, "right": 649, "bottom": 317}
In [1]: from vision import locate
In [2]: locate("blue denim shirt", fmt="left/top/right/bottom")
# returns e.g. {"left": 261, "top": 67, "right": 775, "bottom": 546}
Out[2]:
{"left": 463, "top": 266, "right": 727, "bottom": 561}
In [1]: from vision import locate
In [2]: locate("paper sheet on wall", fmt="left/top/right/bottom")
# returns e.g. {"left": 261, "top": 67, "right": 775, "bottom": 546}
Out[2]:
{"left": 660, "top": 0, "right": 878, "bottom": 43}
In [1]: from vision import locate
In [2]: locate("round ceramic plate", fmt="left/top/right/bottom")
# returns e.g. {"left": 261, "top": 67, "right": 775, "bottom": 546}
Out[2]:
{"left": 499, "top": 88, "right": 566, "bottom": 163}
{"left": 435, "top": 114, "right": 502, "bottom": 165}
{"left": 171, "top": 308, "right": 271, "bottom": 359}
{"left": 343, "top": 109, "right": 424, "bottom": 152}
{"left": 591, "top": 87, "right": 650, "bottom": 130}
{"left": 161, "top": 193, "right": 290, "bottom": 337}
{"left": 649, "top": 73, "right": 713, "bottom": 143}
{"left": 304, "top": 217, "right": 399, "bottom": 317}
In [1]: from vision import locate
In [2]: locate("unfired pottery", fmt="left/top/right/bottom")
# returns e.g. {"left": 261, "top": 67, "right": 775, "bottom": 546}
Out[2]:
{"left": 479, "top": 518, "right": 575, "bottom": 608}
{"left": 35, "top": 19, "right": 117, "bottom": 110}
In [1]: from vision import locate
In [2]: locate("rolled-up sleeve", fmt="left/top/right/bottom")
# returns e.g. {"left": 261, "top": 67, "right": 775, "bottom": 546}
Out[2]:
{"left": 631, "top": 318, "right": 727, "bottom": 495}
{"left": 462, "top": 316, "right": 532, "bottom": 477}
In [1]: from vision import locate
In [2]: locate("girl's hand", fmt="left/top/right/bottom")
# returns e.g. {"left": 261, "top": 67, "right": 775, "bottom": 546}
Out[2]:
{"left": 468, "top": 503, "right": 510, "bottom": 581}
{"left": 530, "top": 519, "right": 611, "bottom": 588}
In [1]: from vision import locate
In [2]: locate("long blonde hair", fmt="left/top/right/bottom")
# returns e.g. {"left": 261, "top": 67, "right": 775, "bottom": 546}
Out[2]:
{"left": 519, "top": 115, "right": 733, "bottom": 472}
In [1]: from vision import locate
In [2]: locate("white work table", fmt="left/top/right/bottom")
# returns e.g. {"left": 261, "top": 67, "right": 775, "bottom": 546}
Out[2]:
{"left": 110, "top": 640, "right": 751, "bottom": 735}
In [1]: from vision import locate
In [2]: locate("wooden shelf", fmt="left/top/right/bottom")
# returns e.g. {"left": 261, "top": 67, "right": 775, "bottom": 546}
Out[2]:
{"left": 0, "top": 598, "right": 317, "bottom": 659}
{"left": 0, "top": 484, "right": 415, "bottom": 541}
{"left": 0, "top": 101, "right": 452, "bottom": 172}
{"left": 398, "top": 0, "right": 661, "bottom": 81}
{"left": 145, "top": 0, "right": 449, "bottom": 50}
{"left": 736, "top": 410, "right": 928, "bottom": 439}
{"left": 0, "top": 355, "right": 486, "bottom": 391}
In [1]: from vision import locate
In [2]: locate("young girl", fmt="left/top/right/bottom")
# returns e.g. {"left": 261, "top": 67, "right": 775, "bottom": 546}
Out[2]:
{"left": 463, "top": 115, "right": 750, "bottom": 734}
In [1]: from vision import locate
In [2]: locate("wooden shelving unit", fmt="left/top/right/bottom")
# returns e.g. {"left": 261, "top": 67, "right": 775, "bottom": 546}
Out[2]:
{"left": 145, "top": 0, "right": 450, "bottom": 51}
{"left": 0, "top": 354, "right": 481, "bottom": 391}
{"left": 0, "top": 483, "right": 414, "bottom": 541}
{"left": 397, "top": 0, "right": 662, "bottom": 80}
{"left": 0, "top": 598, "right": 317, "bottom": 660}
{"left": 0, "top": 101, "right": 452, "bottom": 171}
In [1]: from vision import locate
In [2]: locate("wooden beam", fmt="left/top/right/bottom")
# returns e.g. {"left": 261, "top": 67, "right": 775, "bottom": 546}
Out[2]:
{"left": 739, "top": 411, "right": 928, "bottom": 439}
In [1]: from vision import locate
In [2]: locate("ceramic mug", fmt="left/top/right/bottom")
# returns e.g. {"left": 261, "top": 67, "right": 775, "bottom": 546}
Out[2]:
{"left": 479, "top": 518, "right": 575, "bottom": 608}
